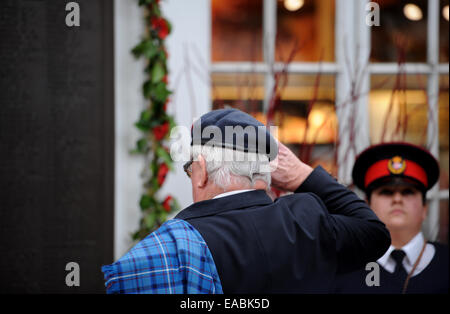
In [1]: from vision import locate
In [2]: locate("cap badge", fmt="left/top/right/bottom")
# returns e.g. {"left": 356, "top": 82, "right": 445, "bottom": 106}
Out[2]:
{"left": 388, "top": 156, "right": 406, "bottom": 175}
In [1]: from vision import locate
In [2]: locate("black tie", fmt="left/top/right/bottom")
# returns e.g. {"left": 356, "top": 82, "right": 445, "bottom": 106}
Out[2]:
{"left": 391, "top": 250, "right": 408, "bottom": 282}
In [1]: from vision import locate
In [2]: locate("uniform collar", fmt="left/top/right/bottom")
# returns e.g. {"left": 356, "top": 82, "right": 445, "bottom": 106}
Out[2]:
{"left": 175, "top": 189, "right": 273, "bottom": 220}
{"left": 378, "top": 232, "right": 425, "bottom": 270}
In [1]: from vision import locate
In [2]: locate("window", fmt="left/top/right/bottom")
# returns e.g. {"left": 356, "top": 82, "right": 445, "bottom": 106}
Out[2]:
{"left": 212, "top": 0, "right": 339, "bottom": 175}
{"left": 369, "top": 74, "right": 430, "bottom": 146}
{"left": 371, "top": 0, "right": 428, "bottom": 62}
{"left": 211, "top": 0, "right": 449, "bottom": 242}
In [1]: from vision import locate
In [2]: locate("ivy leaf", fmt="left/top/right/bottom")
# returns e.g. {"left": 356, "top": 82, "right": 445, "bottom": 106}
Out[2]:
{"left": 135, "top": 109, "right": 152, "bottom": 131}
{"left": 136, "top": 138, "right": 148, "bottom": 153}
{"left": 156, "top": 146, "right": 173, "bottom": 170}
{"left": 139, "top": 194, "right": 152, "bottom": 210}
{"left": 138, "top": 0, "right": 153, "bottom": 6}
{"left": 165, "top": 19, "right": 172, "bottom": 34}
{"left": 143, "top": 80, "right": 153, "bottom": 99}
{"left": 171, "top": 198, "right": 180, "bottom": 211}
{"left": 151, "top": 62, "right": 165, "bottom": 83}
{"left": 130, "top": 138, "right": 149, "bottom": 154}
{"left": 152, "top": 176, "right": 159, "bottom": 191}
{"left": 167, "top": 115, "right": 176, "bottom": 130}
{"left": 152, "top": 4, "right": 161, "bottom": 16}
{"left": 132, "top": 40, "right": 157, "bottom": 59}
{"left": 157, "top": 49, "right": 167, "bottom": 62}
{"left": 132, "top": 230, "right": 141, "bottom": 241}
{"left": 145, "top": 45, "right": 159, "bottom": 60}
{"left": 153, "top": 82, "right": 172, "bottom": 103}
{"left": 150, "top": 161, "right": 159, "bottom": 176}
{"left": 159, "top": 211, "right": 168, "bottom": 223}
{"left": 144, "top": 211, "right": 157, "bottom": 229}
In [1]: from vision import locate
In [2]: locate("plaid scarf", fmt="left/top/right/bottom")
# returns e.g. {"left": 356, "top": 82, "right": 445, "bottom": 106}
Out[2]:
{"left": 101, "top": 219, "right": 223, "bottom": 294}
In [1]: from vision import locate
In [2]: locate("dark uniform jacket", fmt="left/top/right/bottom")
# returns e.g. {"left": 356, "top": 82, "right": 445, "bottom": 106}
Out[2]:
{"left": 334, "top": 242, "right": 449, "bottom": 294}
{"left": 175, "top": 166, "right": 391, "bottom": 293}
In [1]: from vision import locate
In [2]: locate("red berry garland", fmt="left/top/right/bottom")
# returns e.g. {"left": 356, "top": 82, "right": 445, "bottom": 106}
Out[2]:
{"left": 131, "top": 0, "right": 179, "bottom": 241}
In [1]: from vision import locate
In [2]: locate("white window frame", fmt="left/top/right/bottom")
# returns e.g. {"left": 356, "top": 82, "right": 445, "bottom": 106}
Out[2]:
{"left": 210, "top": 0, "right": 449, "bottom": 241}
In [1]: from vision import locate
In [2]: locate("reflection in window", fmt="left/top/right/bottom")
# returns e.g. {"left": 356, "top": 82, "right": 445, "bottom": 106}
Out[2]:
{"left": 276, "top": 0, "right": 335, "bottom": 62}
{"left": 371, "top": 0, "right": 428, "bottom": 62}
{"left": 439, "top": 75, "right": 449, "bottom": 190}
{"left": 212, "top": 73, "right": 337, "bottom": 175}
{"left": 438, "top": 75, "right": 448, "bottom": 246}
{"left": 212, "top": 0, "right": 263, "bottom": 62}
{"left": 440, "top": 0, "right": 449, "bottom": 62}
{"left": 212, "top": 0, "right": 335, "bottom": 63}
{"left": 211, "top": 73, "right": 265, "bottom": 112}
{"left": 369, "top": 74, "right": 430, "bottom": 145}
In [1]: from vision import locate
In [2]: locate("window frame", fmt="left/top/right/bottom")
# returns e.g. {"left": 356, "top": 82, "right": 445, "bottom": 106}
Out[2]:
{"left": 210, "top": 0, "right": 449, "bottom": 241}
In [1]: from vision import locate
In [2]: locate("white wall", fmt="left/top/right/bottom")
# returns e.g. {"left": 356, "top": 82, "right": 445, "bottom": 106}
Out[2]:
{"left": 160, "top": 0, "right": 211, "bottom": 215}
{"left": 114, "top": 0, "right": 211, "bottom": 260}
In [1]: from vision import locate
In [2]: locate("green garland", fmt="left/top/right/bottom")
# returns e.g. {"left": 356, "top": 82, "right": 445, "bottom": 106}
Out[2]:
{"left": 131, "top": 0, "right": 179, "bottom": 241}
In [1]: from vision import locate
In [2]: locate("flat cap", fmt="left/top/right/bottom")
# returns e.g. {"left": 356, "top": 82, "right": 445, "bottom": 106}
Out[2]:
{"left": 191, "top": 108, "right": 278, "bottom": 161}
{"left": 352, "top": 142, "right": 439, "bottom": 193}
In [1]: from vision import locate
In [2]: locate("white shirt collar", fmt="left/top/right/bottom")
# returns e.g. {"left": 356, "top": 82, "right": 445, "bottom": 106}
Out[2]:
{"left": 377, "top": 232, "right": 433, "bottom": 276}
{"left": 213, "top": 189, "right": 255, "bottom": 199}
{"left": 402, "top": 232, "right": 425, "bottom": 266}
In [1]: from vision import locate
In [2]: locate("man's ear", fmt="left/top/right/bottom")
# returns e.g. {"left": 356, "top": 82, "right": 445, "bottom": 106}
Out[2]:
{"left": 197, "top": 154, "right": 208, "bottom": 188}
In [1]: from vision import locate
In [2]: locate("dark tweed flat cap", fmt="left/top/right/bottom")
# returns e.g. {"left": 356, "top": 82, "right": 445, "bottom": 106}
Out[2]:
{"left": 352, "top": 142, "right": 439, "bottom": 193}
{"left": 191, "top": 108, "right": 278, "bottom": 161}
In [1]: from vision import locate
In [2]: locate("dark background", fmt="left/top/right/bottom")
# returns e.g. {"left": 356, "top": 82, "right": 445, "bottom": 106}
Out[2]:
{"left": 0, "top": 0, "right": 114, "bottom": 293}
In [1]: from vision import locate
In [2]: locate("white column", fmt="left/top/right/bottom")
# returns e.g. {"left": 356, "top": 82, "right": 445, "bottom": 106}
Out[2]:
{"left": 423, "top": 0, "right": 440, "bottom": 241}
{"left": 335, "top": 0, "right": 356, "bottom": 185}
{"left": 335, "top": 0, "right": 372, "bottom": 186}
{"left": 114, "top": 0, "right": 147, "bottom": 260}
{"left": 354, "top": 0, "right": 371, "bottom": 154}
{"left": 160, "top": 0, "right": 211, "bottom": 211}
{"left": 263, "top": 0, "right": 277, "bottom": 113}
{"left": 113, "top": 0, "right": 211, "bottom": 260}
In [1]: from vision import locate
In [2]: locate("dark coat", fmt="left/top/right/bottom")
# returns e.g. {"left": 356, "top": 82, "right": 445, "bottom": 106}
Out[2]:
{"left": 333, "top": 242, "right": 449, "bottom": 294}
{"left": 175, "top": 166, "right": 391, "bottom": 293}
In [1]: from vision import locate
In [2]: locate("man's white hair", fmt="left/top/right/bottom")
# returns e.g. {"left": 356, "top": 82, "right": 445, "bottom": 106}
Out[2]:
{"left": 191, "top": 145, "right": 271, "bottom": 190}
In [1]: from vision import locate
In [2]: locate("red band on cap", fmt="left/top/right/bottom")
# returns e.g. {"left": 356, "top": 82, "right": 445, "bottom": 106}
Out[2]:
{"left": 364, "top": 159, "right": 428, "bottom": 188}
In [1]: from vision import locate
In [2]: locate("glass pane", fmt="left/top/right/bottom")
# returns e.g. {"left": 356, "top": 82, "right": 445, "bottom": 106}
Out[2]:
{"left": 276, "top": 74, "right": 337, "bottom": 174}
{"left": 440, "top": 0, "right": 449, "bottom": 63}
{"left": 439, "top": 75, "right": 449, "bottom": 190}
{"left": 439, "top": 199, "right": 449, "bottom": 244}
{"left": 212, "top": 0, "right": 263, "bottom": 62}
{"left": 213, "top": 73, "right": 337, "bottom": 175}
{"left": 437, "top": 75, "right": 448, "bottom": 246}
{"left": 369, "top": 74, "right": 429, "bottom": 145}
{"left": 275, "top": 0, "right": 335, "bottom": 62}
{"left": 371, "top": 0, "right": 427, "bottom": 62}
{"left": 211, "top": 73, "right": 265, "bottom": 112}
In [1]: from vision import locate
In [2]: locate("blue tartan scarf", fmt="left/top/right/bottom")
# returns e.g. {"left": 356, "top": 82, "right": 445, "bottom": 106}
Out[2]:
{"left": 101, "top": 219, "right": 223, "bottom": 294}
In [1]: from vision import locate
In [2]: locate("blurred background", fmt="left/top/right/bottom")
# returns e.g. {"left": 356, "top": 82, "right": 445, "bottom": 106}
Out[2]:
{"left": 0, "top": 0, "right": 448, "bottom": 293}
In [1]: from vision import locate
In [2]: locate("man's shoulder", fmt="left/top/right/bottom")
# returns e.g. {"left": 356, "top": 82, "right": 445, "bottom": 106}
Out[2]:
{"left": 101, "top": 219, "right": 223, "bottom": 294}
{"left": 275, "top": 191, "right": 325, "bottom": 211}
{"left": 110, "top": 219, "right": 205, "bottom": 265}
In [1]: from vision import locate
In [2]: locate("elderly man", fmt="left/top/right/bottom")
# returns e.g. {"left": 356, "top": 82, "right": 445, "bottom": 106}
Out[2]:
{"left": 334, "top": 142, "right": 448, "bottom": 294}
{"left": 102, "top": 109, "right": 390, "bottom": 294}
